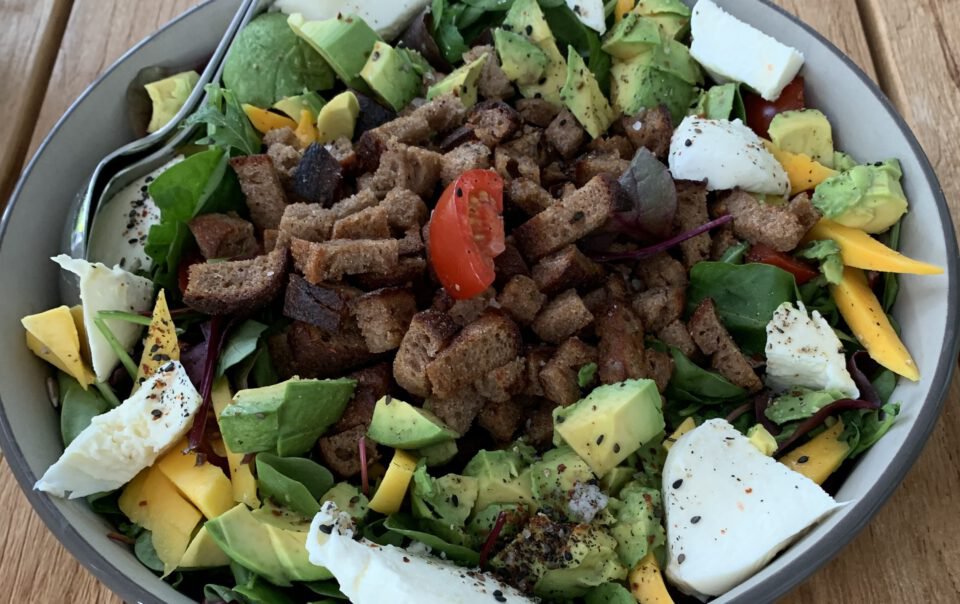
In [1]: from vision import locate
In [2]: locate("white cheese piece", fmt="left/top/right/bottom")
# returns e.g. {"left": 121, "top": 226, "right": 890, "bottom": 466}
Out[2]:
{"left": 662, "top": 419, "right": 842, "bottom": 599}
{"left": 764, "top": 301, "right": 860, "bottom": 398}
{"left": 669, "top": 116, "right": 789, "bottom": 195}
{"left": 35, "top": 361, "right": 201, "bottom": 498}
{"left": 566, "top": 0, "right": 606, "bottom": 34}
{"left": 272, "top": 0, "right": 431, "bottom": 40}
{"left": 52, "top": 255, "right": 155, "bottom": 382}
{"left": 307, "top": 502, "right": 534, "bottom": 603}
{"left": 87, "top": 156, "right": 183, "bottom": 273}
{"left": 690, "top": 0, "right": 804, "bottom": 101}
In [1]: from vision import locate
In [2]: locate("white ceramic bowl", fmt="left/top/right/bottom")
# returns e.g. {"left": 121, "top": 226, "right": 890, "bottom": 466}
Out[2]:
{"left": 1, "top": 1, "right": 957, "bottom": 602}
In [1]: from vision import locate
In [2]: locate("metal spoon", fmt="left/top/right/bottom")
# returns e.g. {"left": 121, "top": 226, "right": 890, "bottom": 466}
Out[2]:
{"left": 60, "top": 0, "right": 263, "bottom": 303}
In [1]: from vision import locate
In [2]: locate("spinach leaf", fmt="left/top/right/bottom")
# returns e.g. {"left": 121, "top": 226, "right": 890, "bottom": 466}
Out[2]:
{"left": 797, "top": 240, "right": 843, "bottom": 285}
{"left": 217, "top": 320, "right": 268, "bottom": 377}
{"left": 362, "top": 518, "right": 406, "bottom": 547}
{"left": 252, "top": 339, "right": 280, "bottom": 388}
{"left": 184, "top": 85, "right": 262, "bottom": 157}
{"left": 665, "top": 347, "right": 746, "bottom": 404}
{"left": 305, "top": 581, "right": 347, "bottom": 599}
{"left": 256, "top": 454, "right": 334, "bottom": 517}
{"left": 58, "top": 372, "right": 110, "bottom": 446}
{"left": 845, "top": 403, "right": 900, "bottom": 458}
{"left": 460, "top": 0, "right": 513, "bottom": 9}
{"left": 718, "top": 241, "right": 750, "bottom": 264}
{"left": 233, "top": 576, "right": 297, "bottom": 604}
{"left": 543, "top": 4, "right": 611, "bottom": 91}
{"left": 135, "top": 531, "right": 164, "bottom": 573}
{"left": 688, "top": 262, "right": 797, "bottom": 355}
{"left": 881, "top": 219, "right": 903, "bottom": 312}
{"left": 204, "top": 585, "right": 246, "bottom": 604}
{"left": 384, "top": 514, "right": 481, "bottom": 565}
{"left": 432, "top": 1, "right": 470, "bottom": 63}
{"left": 578, "top": 362, "right": 598, "bottom": 388}
{"left": 586, "top": 582, "right": 635, "bottom": 604}
{"left": 872, "top": 370, "right": 897, "bottom": 405}
{"left": 798, "top": 275, "right": 840, "bottom": 326}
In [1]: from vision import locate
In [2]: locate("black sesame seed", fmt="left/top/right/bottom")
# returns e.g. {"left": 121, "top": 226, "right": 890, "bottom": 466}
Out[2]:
{"left": 151, "top": 409, "right": 162, "bottom": 419}
{"left": 452, "top": 494, "right": 460, "bottom": 507}
{"left": 691, "top": 515, "right": 701, "bottom": 524}
{"left": 684, "top": 138, "right": 693, "bottom": 147}
{"left": 613, "top": 443, "right": 621, "bottom": 453}
{"left": 596, "top": 434, "right": 605, "bottom": 445}
{"left": 672, "top": 479, "right": 683, "bottom": 489}
{"left": 319, "top": 524, "right": 334, "bottom": 535}
{"left": 678, "top": 553, "right": 686, "bottom": 564}
{"left": 525, "top": 25, "right": 533, "bottom": 35}
{"left": 797, "top": 455, "right": 810, "bottom": 464}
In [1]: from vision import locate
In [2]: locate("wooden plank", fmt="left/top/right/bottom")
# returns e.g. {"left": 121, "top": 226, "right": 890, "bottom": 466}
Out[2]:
{"left": 775, "top": 0, "right": 879, "bottom": 80}
{"left": 0, "top": 0, "right": 72, "bottom": 208}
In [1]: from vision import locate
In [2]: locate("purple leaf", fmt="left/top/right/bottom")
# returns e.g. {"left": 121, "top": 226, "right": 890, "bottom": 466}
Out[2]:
{"left": 613, "top": 148, "right": 678, "bottom": 241}
{"left": 186, "top": 316, "right": 233, "bottom": 452}
{"left": 848, "top": 351, "right": 882, "bottom": 406}
{"left": 590, "top": 214, "right": 734, "bottom": 262}
{"left": 753, "top": 391, "right": 780, "bottom": 436}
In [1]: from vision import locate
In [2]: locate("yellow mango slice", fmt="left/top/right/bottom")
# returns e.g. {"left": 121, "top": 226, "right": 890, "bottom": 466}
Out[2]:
{"left": 806, "top": 219, "right": 942, "bottom": 275}
{"left": 180, "top": 526, "right": 230, "bottom": 569}
{"left": 781, "top": 420, "right": 850, "bottom": 484}
{"left": 629, "top": 553, "right": 674, "bottom": 604}
{"left": 615, "top": 0, "right": 635, "bottom": 21}
{"left": 764, "top": 141, "right": 838, "bottom": 195}
{"left": 135, "top": 290, "right": 180, "bottom": 391}
{"left": 69, "top": 305, "right": 91, "bottom": 364}
{"left": 663, "top": 417, "right": 696, "bottom": 452}
{"left": 831, "top": 267, "right": 919, "bottom": 381}
{"left": 156, "top": 439, "right": 234, "bottom": 519}
{"left": 119, "top": 467, "right": 203, "bottom": 576}
{"left": 368, "top": 449, "right": 418, "bottom": 515}
{"left": 212, "top": 378, "right": 260, "bottom": 508}
{"left": 295, "top": 109, "right": 318, "bottom": 147}
{"left": 22, "top": 306, "right": 95, "bottom": 388}
{"left": 242, "top": 104, "right": 298, "bottom": 134}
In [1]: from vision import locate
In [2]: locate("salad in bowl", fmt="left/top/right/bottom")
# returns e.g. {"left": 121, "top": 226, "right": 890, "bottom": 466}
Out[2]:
{"left": 18, "top": 0, "right": 946, "bottom": 602}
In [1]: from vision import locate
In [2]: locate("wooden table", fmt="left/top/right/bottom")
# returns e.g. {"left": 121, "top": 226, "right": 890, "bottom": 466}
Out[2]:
{"left": 1, "top": 0, "right": 958, "bottom": 601}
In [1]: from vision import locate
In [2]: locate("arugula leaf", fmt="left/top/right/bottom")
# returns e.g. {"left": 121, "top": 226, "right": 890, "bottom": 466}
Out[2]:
{"left": 256, "top": 454, "right": 334, "bottom": 517}
{"left": 384, "top": 514, "right": 481, "bottom": 565}
{"left": 432, "top": 1, "right": 470, "bottom": 64}
{"left": 217, "top": 320, "right": 268, "bottom": 377}
{"left": 58, "top": 372, "right": 110, "bottom": 446}
{"left": 665, "top": 347, "right": 747, "bottom": 405}
{"left": 718, "top": 241, "right": 750, "bottom": 264}
{"left": 797, "top": 240, "right": 843, "bottom": 285}
{"left": 844, "top": 403, "right": 900, "bottom": 458}
{"left": 460, "top": 0, "right": 513, "bottom": 9}
{"left": 798, "top": 274, "right": 840, "bottom": 327}
{"left": 688, "top": 262, "right": 797, "bottom": 355}
{"left": 184, "top": 85, "right": 261, "bottom": 157}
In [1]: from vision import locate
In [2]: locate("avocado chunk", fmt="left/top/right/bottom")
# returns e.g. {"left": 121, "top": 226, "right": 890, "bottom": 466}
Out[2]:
{"left": 690, "top": 82, "right": 745, "bottom": 120}
{"left": 812, "top": 159, "right": 908, "bottom": 233}
{"left": 634, "top": 37, "right": 702, "bottom": 86}
{"left": 316, "top": 90, "right": 360, "bottom": 143}
{"left": 611, "top": 56, "right": 695, "bottom": 124}
{"left": 205, "top": 504, "right": 332, "bottom": 586}
{"left": 747, "top": 424, "right": 778, "bottom": 456}
{"left": 530, "top": 447, "right": 596, "bottom": 514}
{"left": 585, "top": 582, "right": 636, "bottom": 604}
{"left": 320, "top": 482, "right": 369, "bottom": 521}
{"left": 631, "top": 0, "right": 691, "bottom": 40}
{"left": 273, "top": 91, "right": 326, "bottom": 120}
{"left": 502, "top": 0, "right": 568, "bottom": 105}
{"left": 223, "top": 13, "right": 334, "bottom": 107}
{"left": 418, "top": 439, "right": 458, "bottom": 466}
{"left": 609, "top": 482, "right": 665, "bottom": 568}
{"left": 768, "top": 109, "right": 835, "bottom": 168}
{"left": 411, "top": 463, "right": 479, "bottom": 526}
{"left": 145, "top": 70, "right": 199, "bottom": 133}
{"left": 467, "top": 503, "right": 528, "bottom": 541}
{"left": 834, "top": 150, "right": 858, "bottom": 172}
{"left": 179, "top": 526, "right": 228, "bottom": 569}
{"left": 494, "top": 29, "right": 549, "bottom": 85}
{"left": 367, "top": 395, "right": 458, "bottom": 448}
{"left": 599, "top": 465, "right": 636, "bottom": 497}
{"left": 288, "top": 13, "right": 381, "bottom": 92}
{"left": 553, "top": 379, "right": 665, "bottom": 476}
{"left": 360, "top": 41, "right": 422, "bottom": 112}
{"left": 219, "top": 377, "right": 356, "bottom": 456}
{"left": 602, "top": 13, "right": 662, "bottom": 60}
{"left": 534, "top": 524, "right": 628, "bottom": 598}
{"left": 561, "top": 47, "right": 617, "bottom": 139}
{"left": 462, "top": 448, "right": 535, "bottom": 511}
{"left": 427, "top": 53, "right": 489, "bottom": 108}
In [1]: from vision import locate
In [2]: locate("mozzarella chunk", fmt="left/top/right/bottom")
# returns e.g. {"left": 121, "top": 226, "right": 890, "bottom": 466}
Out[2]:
{"left": 52, "top": 255, "right": 154, "bottom": 382}
{"left": 662, "top": 419, "right": 842, "bottom": 598}
{"left": 566, "top": 0, "right": 606, "bottom": 34}
{"left": 690, "top": 0, "right": 804, "bottom": 101}
{"left": 669, "top": 116, "right": 789, "bottom": 195}
{"left": 272, "top": 0, "right": 430, "bottom": 40}
{"left": 35, "top": 361, "right": 201, "bottom": 498}
{"left": 307, "top": 502, "right": 533, "bottom": 603}
{"left": 765, "top": 301, "right": 860, "bottom": 397}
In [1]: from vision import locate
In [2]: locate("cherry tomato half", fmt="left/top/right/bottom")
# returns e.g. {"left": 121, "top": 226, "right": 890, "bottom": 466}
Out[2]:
{"left": 428, "top": 169, "right": 506, "bottom": 300}
{"left": 743, "top": 76, "right": 805, "bottom": 138}
{"left": 746, "top": 243, "right": 819, "bottom": 285}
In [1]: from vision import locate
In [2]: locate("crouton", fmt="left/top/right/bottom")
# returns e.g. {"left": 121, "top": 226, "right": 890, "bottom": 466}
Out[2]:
{"left": 393, "top": 310, "right": 460, "bottom": 398}
{"left": 523, "top": 346, "right": 554, "bottom": 397}
{"left": 184, "top": 248, "right": 287, "bottom": 315}
{"left": 531, "top": 245, "right": 605, "bottom": 295}
{"left": 333, "top": 363, "right": 392, "bottom": 432}
{"left": 524, "top": 398, "right": 557, "bottom": 448}
{"left": 426, "top": 312, "right": 522, "bottom": 399}
{"left": 632, "top": 286, "right": 686, "bottom": 333}
{"left": 635, "top": 253, "right": 688, "bottom": 289}
{"left": 368, "top": 141, "right": 443, "bottom": 198}
{"left": 645, "top": 348, "right": 674, "bottom": 393}
{"left": 508, "top": 178, "right": 555, "bottom": 216}
{"left": 688, "top": 299, "right": 763, "bottom": 392}
{"left": 283, "top": 275, "right": 358, "bottom": 332}
{"left": 722, "top": 190, "right": 821, "bottom": 252}
{"left": 397, "top": 228, "right": 425, "bottom": 255}
{"left": 494, "top": 131, "right": 543, "bottom": 184}
{"left": 444, "top": 287, "right": 495, "bottom": 327}
{"left": 291, "top": 238, "right": 399, "bottom": 283}
{"left": 574, "top": 151, "right": 631, "bottom": 187}
{"left": 263, "top": 229, "right": 280, "bottom": 253}
{"left": 658, "top": 319, "right": 697, "bottom": 359}
{"left": 622, "top": 106, "right": 673, "bottom": 160}
{"left": 381, "top": 188, "right": 429, "bottom": 230}
{"left": 326, "top": 136, "right": 358, "bottom": 172}
{"left": 331, "top": 189, "right": 380, "bottom": 220}
{"left": 352, "top": 256, "right": 428, "bottom": 289}
{"left": 424, "top": 387, "right": 486, "bottom": 436}
{"left": 441, "top": 142, "right": 492, "bottom": 186}
{"left": 332, "top": 205, "right": 391, "bottom": 240}
{"left": 279, "top": 203, "right": 336, "bottom": 243}
{"left": 586, "top": 135, "right": 634, "bottom": 160}
{"left": 516, "top": 98, "right": 561, "bottom": 128}
{"left": 266, "top": 131, "right": 302, "bottom": 184}
{"left": 494, "top": 242, "right": 530, "bottom": 286}
{"left": 595, "top": 301, "right": 646, "bottom": 384}
{"left": 264, "top": 127, "right": 298, "bottom": 148}
{"left": 497, "top": 275, "right": 547, "bottom": 325}
{"left": 188, "top": 213, "right": 258, "bottom": 260}
{"left": 318, "top": 426, "right": 381, "bottom": 478}
{"left": 674, "top": 180, "right": 712, "bottom": 268}
{"left": 467, "top": 100, "right": 522, "bottom": 148}
{"left": 464, "top": 46, "right": 514, "bottom": 100}
{"left": 710, "top": 223, "right": 742, "bottom": 260}
{"left": 474, "top": 357, "right": 527, "bottom": 403}
{"left": 411, "top": 93, "right": 468, "bottom": 133}
{"left": 540, "top": 337, "right": 596, "bottom": 406}
{"left": 532, "top": 290, "right": 594, "bottom": 344}
{"left": 477, "top": 398, "right": 526, "bottom": 443}
{"left": 545, "top": 109, "right": 586, "bottom": 159}
{"left": 351, "top": 288, "right": 418, "bottom": 354}
{"left": 230, "top": 155, "right": 288, "bottom": 230}
{"left": 293, "top": 143, "right": 344, "bottom": 207}
{"left": 271, "top": 320, "right": 374, "bottom": 379}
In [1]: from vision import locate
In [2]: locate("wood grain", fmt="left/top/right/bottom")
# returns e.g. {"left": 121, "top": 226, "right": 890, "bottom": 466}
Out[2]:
{"left": 0, "top": 0, "right": 72, "bottom": 207}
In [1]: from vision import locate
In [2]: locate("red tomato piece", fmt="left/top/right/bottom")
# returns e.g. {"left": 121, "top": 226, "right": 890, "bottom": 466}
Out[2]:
{"left": 743, "top": 76, "right": 805, "bottom": 138}
{"left": 746, "top": 243, "right": 819, "bottom": 285}
{"left": 428, "top": 169, "right": 505, "bottom": 300}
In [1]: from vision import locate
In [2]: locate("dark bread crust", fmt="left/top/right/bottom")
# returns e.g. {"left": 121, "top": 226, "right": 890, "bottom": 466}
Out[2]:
{"left": 183, "top": 248, "right": 287, "bottom": 316}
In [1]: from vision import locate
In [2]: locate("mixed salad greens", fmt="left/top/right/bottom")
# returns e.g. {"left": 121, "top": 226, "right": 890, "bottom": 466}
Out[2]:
{"left": 21, "top": 0, "right": 945, "bottom": 602}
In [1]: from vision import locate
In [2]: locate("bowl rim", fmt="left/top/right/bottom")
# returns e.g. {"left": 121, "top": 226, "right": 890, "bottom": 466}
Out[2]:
{"left": 0, "top": 1, "right": 957, "bottom": 603}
